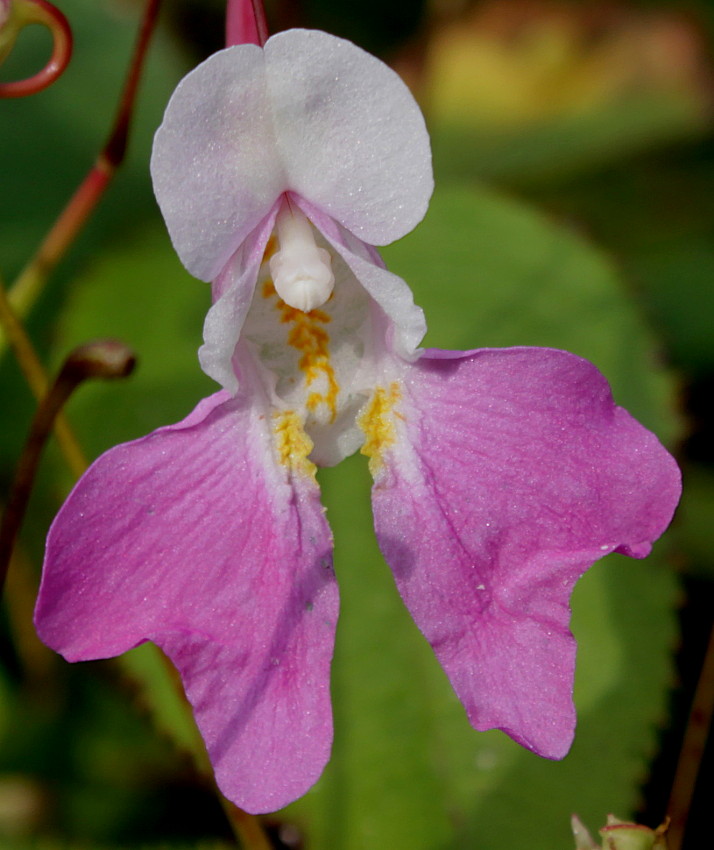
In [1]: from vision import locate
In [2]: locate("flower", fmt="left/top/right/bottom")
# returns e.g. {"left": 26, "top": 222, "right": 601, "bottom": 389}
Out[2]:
{"left": 34, "top": 29, "right": 681, "bottom": 814}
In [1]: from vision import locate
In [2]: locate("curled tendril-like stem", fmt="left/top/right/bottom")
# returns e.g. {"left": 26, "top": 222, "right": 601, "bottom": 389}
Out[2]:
{"left": 0, "top": 340, "right": 136, "bottom": 593}
{"left": 3, "top": 0, "right": 161, "bottom": 340}
{"left": 0, "top": 0, "right": 73, "bottom": 98}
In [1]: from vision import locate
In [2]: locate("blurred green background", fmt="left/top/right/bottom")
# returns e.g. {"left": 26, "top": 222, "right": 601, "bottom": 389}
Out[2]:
{"left": 1, "top": 0, "right": 713, "bottom": 847}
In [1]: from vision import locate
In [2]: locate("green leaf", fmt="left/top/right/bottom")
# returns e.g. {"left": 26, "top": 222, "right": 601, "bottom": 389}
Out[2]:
{"left": 431, "top": 95, "right": 708, "bottom": 188}
{"left": 632, "top": 237, "right": 714, "bottom": 376}
{"left": 118, "top": 643, "right": 205, "bottom": 757}
{"left": 55, "top": 222, "right": 212, "bottom": 460}
{"left": 676, "top": 463, "right": 714, "bottom": 578}
{"left": 286, "top": 186, "right": 680, "bottom": 849}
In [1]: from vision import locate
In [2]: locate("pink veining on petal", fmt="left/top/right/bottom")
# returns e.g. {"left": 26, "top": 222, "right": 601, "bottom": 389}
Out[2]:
{"left": 35, "top": 392, "right": 338, "bottom": 813}
{"left": 369, "top": 347, "right": 680, "bottom": 759}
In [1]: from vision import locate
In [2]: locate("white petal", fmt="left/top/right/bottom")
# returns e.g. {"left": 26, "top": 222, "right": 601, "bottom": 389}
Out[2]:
{"left": 199, "top": 207, "right": 278, "bottom": 391}
{"left": 151, "top": 44, "right": 286, "bottom": 281}
{"left": 264, "top": 29, "right": 433, "bottom": 247}
{"left": 151, "top": 30, "right": 433, "bottom": 282}
{"left": 298, "top": 199, "right": 427, "bottom": 360}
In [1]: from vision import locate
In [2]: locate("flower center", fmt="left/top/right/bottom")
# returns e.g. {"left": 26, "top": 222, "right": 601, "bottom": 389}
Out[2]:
{"left": 269, "top": 205, "right": 335, "bottom": 313}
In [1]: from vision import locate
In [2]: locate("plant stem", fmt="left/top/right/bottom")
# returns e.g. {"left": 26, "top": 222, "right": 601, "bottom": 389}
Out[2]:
{"left": 0, "top": 340, "right": 136, "bottom": 592}
{"left": 3, "top": 0, "right": 162, "bottom": 331}
{"left": 0, "top": 0, "right": 72, "bottom": 98}
{"left": 225, "top": 0, "right": 268, "bottom": 47}
{"left": 222, "top": 799, "right": 275, "bottom": 850}
{"left": 0, "top": 276, "right": 86, "bottom": 476}
{"left": 666, "top": 621, "right": 714, "bottom": 850}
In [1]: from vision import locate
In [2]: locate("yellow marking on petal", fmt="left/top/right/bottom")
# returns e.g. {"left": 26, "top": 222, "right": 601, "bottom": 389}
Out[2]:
{"left": 273, "top": 410, "right": 316, "bottom": 477}
{"left": 359, "top": 383, "right": 402, "bottom": 474}
{"left": 263, "top": 280, "right": 339, "bottom": 422}
{"left": 263, "top": 235, "right": 277, "bottom": 262}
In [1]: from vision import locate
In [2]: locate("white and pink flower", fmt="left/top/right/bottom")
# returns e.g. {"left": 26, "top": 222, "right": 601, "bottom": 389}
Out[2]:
{"left": 35, "top": 30, "right": 680, "bottom": 814}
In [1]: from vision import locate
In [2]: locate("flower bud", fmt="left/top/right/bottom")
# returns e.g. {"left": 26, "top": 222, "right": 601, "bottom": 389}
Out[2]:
{"left": 599, "top": 816, "right": 669, "bottom": 850}
{"left": 572, "top": 815, "right": 670, "bottom": 850}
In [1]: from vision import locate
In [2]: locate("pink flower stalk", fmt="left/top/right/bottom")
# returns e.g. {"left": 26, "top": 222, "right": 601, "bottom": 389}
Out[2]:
{"left": 224, "top": 0, "right": 266, "bottom": 47}
{"left": 35, "top": 30, "right": 681, "bottom": 814}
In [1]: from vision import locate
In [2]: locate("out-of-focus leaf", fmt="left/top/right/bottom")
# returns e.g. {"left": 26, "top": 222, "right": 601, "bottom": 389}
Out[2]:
{"left": 432, "top": 94, "right": 708, "bottom": 187}
{"left": 633, "top": 238, "right": 714, "bottom": 377}
{"left": 386, "top": 185, "right": 679, "bottom": 441}
{"left": 426, "top": 2, "right": 710, "bottom": 186}
{"left": 286, "top": 185, "right": 680, "bottom": 849}
{"left": 118, "top": 643, "right": 204, "bottom": 757}
{"left": 506, "top": 146, "right": 714, "bottom": 381}
{"left": 55, "top": 223, "right": 212, "bottom": 461}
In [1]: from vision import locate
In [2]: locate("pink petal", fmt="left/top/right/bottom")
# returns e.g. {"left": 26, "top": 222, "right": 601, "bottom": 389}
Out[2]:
{"left": 369, "top": 347, "right": 680, "bottom": 759}
{"left": 35, "top": 392, "right": 338, "bottom": 813}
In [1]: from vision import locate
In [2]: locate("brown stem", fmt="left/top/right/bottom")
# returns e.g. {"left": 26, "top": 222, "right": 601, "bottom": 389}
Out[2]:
{"left": 666, "top": 621, "right": 714, "bottom": 850}
{"left": 222, "top": 799, "right": 274, "bottom": 850}
{"left": 0, "top": 340, "right": 136, "bottom": 593}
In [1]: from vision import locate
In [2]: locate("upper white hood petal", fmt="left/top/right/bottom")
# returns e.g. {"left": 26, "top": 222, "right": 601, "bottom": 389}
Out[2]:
{"left": 151, "top": 29, "right": 433, "bottom": 282}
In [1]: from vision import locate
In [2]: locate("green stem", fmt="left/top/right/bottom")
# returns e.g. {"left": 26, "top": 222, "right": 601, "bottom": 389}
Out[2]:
{"left": 0, "top": 276, "right": 86, "bottom": 476}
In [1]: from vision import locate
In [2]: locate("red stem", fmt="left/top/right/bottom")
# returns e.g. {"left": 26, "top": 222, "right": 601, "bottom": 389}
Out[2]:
{"left": 9, "top": 0, "right": 162, "bottom": 306}
{"left": 0, "top": 0, "right": 72, "bottom": 98}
